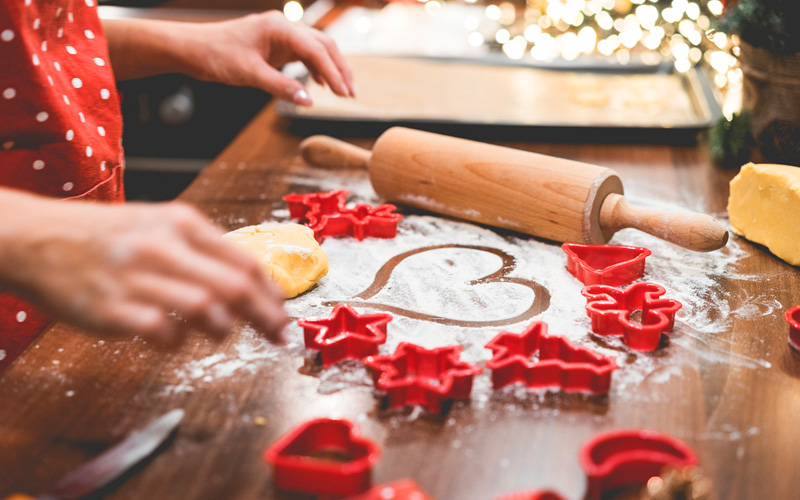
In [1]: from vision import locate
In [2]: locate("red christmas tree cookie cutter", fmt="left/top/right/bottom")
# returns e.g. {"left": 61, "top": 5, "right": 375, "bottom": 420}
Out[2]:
{"left": 562, "top": 243, "right": 651, "bottom": 287}
{"left": 283, "top": 190, "right": 402, "bottom": 243}
{"left": 785, "top": 306, "right": 800, "bottom": 352}
{"left": 363, "top": 343, "right": 482, "bottom": 415}
{"left": 263, "top": 418, "right": 381, "bottom": 497}
{"left": 579, "top": 429, "right": 698, "bottom": 500}
{"left": 582, "top": 282, "right": 682, "bottom": 352}
{"left": 298, "top": 304, "right": 392, "bottom": 366}
{"left": 485, "top": 321, "right": 618, "bottom": 395}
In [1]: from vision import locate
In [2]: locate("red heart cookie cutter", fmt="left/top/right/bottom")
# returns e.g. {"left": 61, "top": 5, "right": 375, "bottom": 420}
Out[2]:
{"left": 562, "top": 243, "right": 651, "bottom": 287}
{"left": 263, "top": 418, "right": 380, "bottom": 497}
{"left": 363, "top": 343, "right": 482, "bottom": 415}
{"left": 485, "top": 321, "right": 617, "bottom": 395}
{"left": 283, "top": 190, "right": 402, "bottom": 243}
{"left": 785, "top": 306, "right": 800, "bottom": 352}
{"left": 493, "top": 491, "right": 565, "bottom": 500}
{"left": 582, "top": 282, "right": 682, "bottom": 352}
{"left": 580, "top": 429, "right": 698, "bottom": 500}
{"left": 298, "top": 305, "right": 392, "bottom": 366}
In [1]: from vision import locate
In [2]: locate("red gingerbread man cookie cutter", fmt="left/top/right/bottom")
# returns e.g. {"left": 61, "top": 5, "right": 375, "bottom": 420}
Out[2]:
{"left": 298, "top": 304, "right": 392, "bottom": 366}
{"left": 485, "top": 321, "right": 618, "bottom": 395}
{"left": 363, "top": 343, "right": 482, "bottom": 415}
{"left": 582, "top": 282, "right": 682, "bottom": 352}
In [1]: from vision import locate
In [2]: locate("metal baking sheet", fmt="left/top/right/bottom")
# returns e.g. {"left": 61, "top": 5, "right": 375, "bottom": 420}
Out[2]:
{"left": 277, "top": 55, "right": 722, "bottom": 131}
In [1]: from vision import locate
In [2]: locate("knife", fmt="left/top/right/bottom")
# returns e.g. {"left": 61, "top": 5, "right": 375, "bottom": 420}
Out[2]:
{"left": 4, "top": 409, "right": 184, "bottom": 500}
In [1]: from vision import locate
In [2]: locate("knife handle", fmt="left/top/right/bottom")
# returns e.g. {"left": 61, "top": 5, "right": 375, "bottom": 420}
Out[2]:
{"left": 2, "top": 494, "right": 36, "bottom": 500}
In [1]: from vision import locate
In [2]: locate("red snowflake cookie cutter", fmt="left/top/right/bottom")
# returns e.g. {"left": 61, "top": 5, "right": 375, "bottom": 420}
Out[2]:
{"left": 579, "top": 429, "right": 698, "bottom": 500}
{"left": 263, "top": 418, "right": 381, "bottom": 497}
{"left": 485, "top": 321, "right": 618, "bottom": 395}
{"left": 785, "top": 306, "right": 800, "bottom": 352}
{"left": 363, "top": 343, "right": 482, "bottom": 415}
{"left": 582, "top": 282, "right": 682, "bottom": 352}
{"left": 298, "top": 304, "right": 392, "bottom": 366}
{"left": 562, "top": 243, "right": 651, "bottom": 287}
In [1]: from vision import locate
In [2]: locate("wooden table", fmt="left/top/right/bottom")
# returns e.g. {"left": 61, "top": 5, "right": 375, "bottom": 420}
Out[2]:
{"left": 1, "top": 103, "right": 798, "bottom": 500}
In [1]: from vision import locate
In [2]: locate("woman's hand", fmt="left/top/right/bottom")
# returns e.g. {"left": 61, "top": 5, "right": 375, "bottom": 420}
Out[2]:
{"left": 186, "top": 12, "right": 354, "bottom": 105}
{"left": 103, "top": 12, "right": 354, "bottom": 107}
{"left": 0, "top": 193, "right": 288, "bottom": 345}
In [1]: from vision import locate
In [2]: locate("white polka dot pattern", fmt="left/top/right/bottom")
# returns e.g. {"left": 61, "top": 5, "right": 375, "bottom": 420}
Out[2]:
{"left": 1, "top": 30, "right": 14, "bottom": 42}
{"left": 36, "top": 111, "right": 48, "bottom": 122}
{"left": 2, "top": 88, "right": 15, "bottom": 99}
{"left": 16, "top": 311, "right": 27, "bottom": 323}
{"left": 71, "top": 77, "right": 82, "bottom": 88}
{"left": 33, "top": 160, "right": 44, "bottom": 170}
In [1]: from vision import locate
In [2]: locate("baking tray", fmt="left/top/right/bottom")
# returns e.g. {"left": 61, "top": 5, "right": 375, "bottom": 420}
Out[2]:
{"left": 277, "top": 55, "right": 722, "bottom": 139}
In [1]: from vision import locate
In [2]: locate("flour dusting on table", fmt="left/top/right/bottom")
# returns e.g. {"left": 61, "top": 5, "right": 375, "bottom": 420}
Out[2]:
{"left": 164, "top": 188, "right": 770, "bottom": 409}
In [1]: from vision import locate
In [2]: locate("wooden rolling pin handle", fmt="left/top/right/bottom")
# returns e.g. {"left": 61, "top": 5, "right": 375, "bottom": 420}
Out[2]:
{"left": 300, "top": 135, "right": 371, "bottom": 170}
{"left": 599, "top": 193, "right": 729, "bottom": 252}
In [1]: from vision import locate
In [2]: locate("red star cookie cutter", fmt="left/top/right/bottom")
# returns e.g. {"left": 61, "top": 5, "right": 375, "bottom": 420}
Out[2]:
{"left": 349, "top": 479, "right": 435, "bottom": 500}
{"left": 363, "top": 343, "right": 482, "bottom": 415}
{"left": 494, "top": 491, "right": 565, "bottom": 500}
{"left": 785, "top": 306, "right": 800, "bottom": 352}
{"left": 298, "top": 305, "right": 392, "bottom": 366}
{"left": 562, "top": 243, "right": 651, "bottom": 287}
{"left": 485, "top": 321, "right": 617, "bottom": 395}
{"left": 582, "top": 282, "right": 682, "bottom": 352}
{"left": 263, "top": 418, "right": 380, "bottom": 497}
{"left": 580, "top": 429, "right": 698, "bottom": 500}
{"left": 283, "top": 190, "right": 402, "bottom": 243}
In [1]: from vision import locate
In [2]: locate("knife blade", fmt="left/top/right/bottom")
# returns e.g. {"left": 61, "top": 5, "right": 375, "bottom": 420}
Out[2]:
{"left": 5, "top": 409, "right": 184, "bottom": 500}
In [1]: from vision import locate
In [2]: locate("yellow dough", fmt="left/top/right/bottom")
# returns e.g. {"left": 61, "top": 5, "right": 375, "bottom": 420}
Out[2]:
{"left": 222, "top": 223, "right": 328, "bottom": 298}
{"left": 728, "top": 163, "right": 800, "bottom": 265}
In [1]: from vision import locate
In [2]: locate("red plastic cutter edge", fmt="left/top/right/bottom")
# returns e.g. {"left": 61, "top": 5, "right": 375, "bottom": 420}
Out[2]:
{"left": 283, "top": 189, "right": 348, "bottom": 220}
{"left": 263, "top": 418, "right": 381, "bottom": 497}
{"left": 562, "top": 243, "right": 652, "bottom": 287}
{"left": 307, "top": 203, "right": 403, "bottom": 243}
{"left": 785, "top": 306, "right": 800, "bottom": 352}
{"left": 484, "top": 321, "right": 618, "bottom": 395}
{"left": 298, "top": 304, "right": 392, "bottom": 366}
{"left": 579, "top": 429, "right": 698, "bottom": 500}
{"left": 363, "top": 342, "right": 482, "bottom": 415}
{"left": 582, "top": 282, "right": 682, "bottom": 351}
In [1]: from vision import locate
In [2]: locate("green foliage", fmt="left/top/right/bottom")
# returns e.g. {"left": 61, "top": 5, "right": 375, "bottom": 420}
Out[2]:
{"left": 717, "top": 0, "right": 800, "bottom": 55}
{"left": 710, "top": 111, "right": 755, "bottom": 169}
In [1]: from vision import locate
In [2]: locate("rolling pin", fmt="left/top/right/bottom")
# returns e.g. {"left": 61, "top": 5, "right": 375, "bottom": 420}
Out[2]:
{"left": 300, "top": 127, "right": 728, "bottom": 251}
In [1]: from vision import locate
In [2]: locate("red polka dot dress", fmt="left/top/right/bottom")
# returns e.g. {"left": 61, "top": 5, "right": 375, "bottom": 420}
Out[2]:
{"left": 0, "top": 0, "right": 125, "bottom": 373}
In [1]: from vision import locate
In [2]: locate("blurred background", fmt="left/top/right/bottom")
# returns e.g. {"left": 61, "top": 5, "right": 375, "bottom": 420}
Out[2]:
{"left": 101, "top": 0, "right": 748, "bottom": 200}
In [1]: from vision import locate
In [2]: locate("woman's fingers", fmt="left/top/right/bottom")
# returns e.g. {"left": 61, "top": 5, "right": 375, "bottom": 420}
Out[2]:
{"left": 98, "top": 301, "right": 179, "bottom": 345}
{"left": 310, "top": 30, "right": 354, "bottom": 96}
{"left": 290, "top": 35, "right": 349, "bottom": 97}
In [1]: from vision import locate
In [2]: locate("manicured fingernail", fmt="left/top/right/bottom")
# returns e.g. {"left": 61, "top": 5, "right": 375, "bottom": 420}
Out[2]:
{"left": 293, "top": 88, "right": 312, "bottom": 106}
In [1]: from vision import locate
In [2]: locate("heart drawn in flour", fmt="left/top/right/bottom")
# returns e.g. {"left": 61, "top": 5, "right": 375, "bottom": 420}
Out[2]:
{"left": 324, "top": 244, "right": 550, "bottom": 327}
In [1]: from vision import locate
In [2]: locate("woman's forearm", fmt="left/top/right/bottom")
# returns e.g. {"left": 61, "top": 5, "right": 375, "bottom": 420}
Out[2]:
{"left": 101, "top": 18, "right": 201, "bottom": 81}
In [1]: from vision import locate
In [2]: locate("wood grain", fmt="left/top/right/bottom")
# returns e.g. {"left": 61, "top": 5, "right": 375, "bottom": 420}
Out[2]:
{"left": 0, "top": 104, "right": 799, "bottom": 500}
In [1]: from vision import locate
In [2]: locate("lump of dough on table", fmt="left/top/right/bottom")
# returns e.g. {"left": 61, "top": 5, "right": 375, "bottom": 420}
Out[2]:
{"left": 728, "top": 163, "right": 800, "bottom": 265}
{"left": 222, "top": 223, "right": 328, "bottom": 298}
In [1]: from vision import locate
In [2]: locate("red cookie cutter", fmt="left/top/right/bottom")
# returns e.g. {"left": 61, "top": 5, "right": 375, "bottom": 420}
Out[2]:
{"left": 485, "top": 321, "right": 617, "bottom": 395}
{"left": 580, "top": 429, "right": 698, "bottom": 500}
{"left": 283, "top": 189, "right": 348, "bottom": 220}
{"left": 263, "top": 418, "right": 380, "bottom": 497}
{"left": 307, "top": 202, "right": 403, "bottom": 243}
{"left": 298, "top": 304, "right": 392, "bottom": 366}
{"left": 562, "top": 243, "right": 651, "bottom": 287}
{"left": 363, "top": 343, "right": 482, "bottom": 415}
{"left": 785, "top": 306, "right": 800, "bottom": 352}
{"left": 494, "top": 491, "right": 565, "bottom": 500}
{"left": 284, "top": 190, "right": 402, "bottom": 243}
{"left": 349, "top": 479, "right": 435, "bottom": 500}
{"left": 582, "top": 282, "right": 682, "bottom": 352}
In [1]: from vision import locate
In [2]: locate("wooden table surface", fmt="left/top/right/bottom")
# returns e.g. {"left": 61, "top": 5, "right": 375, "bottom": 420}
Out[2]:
{"left": 1, "top": 103, "right": 799, "bottom": 500}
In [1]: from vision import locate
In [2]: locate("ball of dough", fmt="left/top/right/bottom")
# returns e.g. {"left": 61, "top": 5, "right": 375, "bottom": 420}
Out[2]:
{"left": 222, "top": 223, "right": 328, "bottom": 298}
